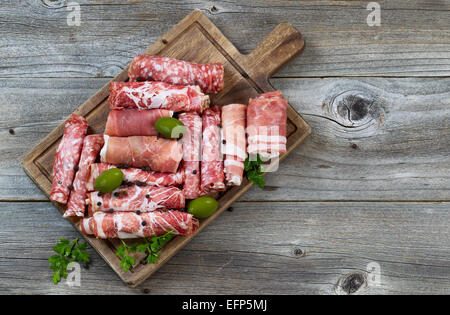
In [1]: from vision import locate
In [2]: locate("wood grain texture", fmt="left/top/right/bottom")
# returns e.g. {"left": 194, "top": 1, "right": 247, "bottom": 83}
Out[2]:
{"left": 21, "top": 10, "right": 310, "bottom": 286}
{"left": 0, "top": 0, "right": 448, "bottom": 78}
{"left": 3, "top": 77, "right": 450, "bottom": 201}
{"left": 1, "top": 201, "right": 449, "bottom": 295}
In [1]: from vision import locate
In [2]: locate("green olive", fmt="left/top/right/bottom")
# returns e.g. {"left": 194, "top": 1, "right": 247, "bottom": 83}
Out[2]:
{"left": 187, "top": 196, "right": 219, "bottom": 219}
{"left": 94, "top": 168, "right": 124, "bottom": 193}
{"left": 155, "top": 117, "right": 186, "bottom": 139}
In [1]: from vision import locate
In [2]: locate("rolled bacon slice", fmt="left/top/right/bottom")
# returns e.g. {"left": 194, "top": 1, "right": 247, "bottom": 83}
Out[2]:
{"left": 108, "top": 81, "right": 210, "bottom": 113}
{"left": 247, "top": 91, "right": 287, "bottom": 158}
{"left": 64, "top": 135, "right": 104, "bottom": 217}
{"left": 222, "top": 104, "right": 247, "bottom": 186}
{"left": 87, "top": 185, "right": 185, "bottom": 214}
{"left": 100, "top": 135, "right": 183, "bottom": 173}
{"left": 86, "top": 163, "right": 184, "bottom": 191}
{"left": 50, "top": 114, "right": 88, "bottom": 204}
{"left": 128, "top": 55, "right": 224, "bottom": 93}
{"left": 80, "top": 211, "right": 199, "bottom": 239}
{"left": 201, "top": 106, "right": 225, "bottom": 192}
{"left": 178, "top": 112, "right": 202, "bottom": 199}
{"left": 104, "top": 109, "right": 172, "bottom": 137}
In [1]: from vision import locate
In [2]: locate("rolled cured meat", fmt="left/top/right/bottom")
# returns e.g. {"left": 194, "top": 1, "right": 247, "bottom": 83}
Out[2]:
{"left": 201, "top": 106, "right": 225, "bottom": 192}
{"left": 178, "top": 112, "right": 202, "bottom": 199}
{"left": 222, "top": 104, "right": 247, "bottom": 186}
{"left": 100, "top": 135, "right": 183, "bottom": 173}
{"left": 109, "top": 81, "right": 210, "bottom": 113}
{"left": 87, "top": 185, "right": 185, "bottom": 214}
{"left": 80, "top": 211, "right": 199, "bottom": 239}
{"left": 104, "top": 109, "right": 172, "bottom": 137}
{"left": 247, "top": 91, "right": 287, "bottom": 158}
{"left": 64, "top": 135, "right": 104, "bottom": 217}
{"left": 128, "top": 55, "right": 224, "bottom": 94}
{"left": 50, "top": 114, "right": 88, "bottom": 204}
{"left": 86, "top": 163, "right": 184, "bottom": 191}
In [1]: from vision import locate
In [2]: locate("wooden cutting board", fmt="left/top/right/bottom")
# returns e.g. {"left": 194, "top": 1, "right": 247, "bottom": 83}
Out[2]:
{"left": 22, "top": 10, "right": 311, "bottom": 287}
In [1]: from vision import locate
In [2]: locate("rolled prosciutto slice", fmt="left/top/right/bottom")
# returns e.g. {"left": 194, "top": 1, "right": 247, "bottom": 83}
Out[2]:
{"left": 86, "top": 163, "right": 184, "bottom": 191}
{"left": 104, "top": 109, "right": 172, "bottom": 137}
{"left": 109, "top": 81, "right": 209, "bottom": 113}
{"left": 178, "top": 112, "right": 202, "bottom": 199}
{"left": 128, "top": 55, "right": 224, "bottom": 94}
{"left": 64, "top": 135, "right": 104, "bottom": 217}
{"left": 87, "top": 185, "right": 185, "bottom": 214}
{"left": 247, "top": 91, "right": 287, "bottom": 158}
{"left": 50, "top": 114, "right": 88, "bottom": 204}
{"left": 80, "top": 211, "right": 199, "bottom": 239}
{"left": 100, "top": 135, "right": 183, "bottom": 173}
{"left": 222, "top": 104, "right": 247, "bottom": 186}
{"left": 201, "top": 106, "right": 225, "bottom": 192}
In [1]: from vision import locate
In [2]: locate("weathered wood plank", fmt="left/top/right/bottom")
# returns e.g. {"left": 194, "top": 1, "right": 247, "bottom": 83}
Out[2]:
{"left": 0, "top": 201, "right": 449, "bottom": 294}
{"left": 0, "top": 1, "right": 448, "bottom": 78}
{"left": 2, "top": 77, "right": 450, "bottom": 201}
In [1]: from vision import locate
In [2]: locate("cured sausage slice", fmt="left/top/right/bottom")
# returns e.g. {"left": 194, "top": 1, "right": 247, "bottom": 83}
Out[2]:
{"left": 109, "top": 81, "right": 210, "bottom": 113}
{"left": 247, "top": 91, "right": 287, "bottom": 158}
{"left": 221, "top": 104, "right": 247, "bottom": 186}
{"left": 100, "top": 135, "right": 183, "bottom": 173}
{"left": 80, "top": 211, "right": 199, "bottom": 239}
{"left": 128, "top": 55, "right": 224, "bottom": 93}
{"left": 200, "top": 106, "right": 225, "bottom": 192}
{"left": 87, "top": 185, "right": 185, "bottom": 214}
{"left": 178, "top": 112, "right": 202, "bottom": 199}
{"left": 86, "top": 163, "right": 184, "bottom": 192}
{"left": 50, "top": 114, "right": 88, "bottom": 204}
{"left": 64, "top": 135, "right": 104, "bottom": 217}
{"left": 105, "top": 109, "right": 172, "bottom": 137}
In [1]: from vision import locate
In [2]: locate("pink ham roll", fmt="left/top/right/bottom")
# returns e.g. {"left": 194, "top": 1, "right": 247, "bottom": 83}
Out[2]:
{"left": 109, "top": 81, "right": 210, "bottom": 113}
{"left": 87, "top": 185, "right": 185, "bottom": 215}
{"left": 104, "top": 109, "right": 172, "bottom": 137}
{"left": 178, "top": 112, "right": 202, "bottom": 199}
{"left": 222, "top": 104, "right": 247, "bottom": 186}
{"left": 86, "top": 163, "right": 184, "bottom": 191}
{"left": 128, "top": 55, "right": 224, "bottom": 93}
{"left": 247, "top": 91, "right": 287, "bottom": 158}
{"left": 100, "top": 135, "right": 183, "bottom": 173}
{"left": 50, "top": 114, "right": 88, "bottom": 204}
{"left": 200, "top": 106, "right": 225, "bottom": 192}
{"left": 64, "top": 135, "right": 104, "bottom": 217}
{"left": 80, "top": 211, "right": 199, "bottom": 239}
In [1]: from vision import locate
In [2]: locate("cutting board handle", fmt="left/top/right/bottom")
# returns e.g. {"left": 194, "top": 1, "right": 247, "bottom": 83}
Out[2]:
{"left": 244, "top": 23, "right": 305, "bottom": 86}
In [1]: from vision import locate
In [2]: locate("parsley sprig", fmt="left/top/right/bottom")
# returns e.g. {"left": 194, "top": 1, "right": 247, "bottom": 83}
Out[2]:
{"left": 116, "top": 230, "right": 175, "bottom": 272}
{"left": 49, "top": 238, "right": 90, "bottom": 284}
{"left": 244, "top": 154, "right": 266, "bottom": 188}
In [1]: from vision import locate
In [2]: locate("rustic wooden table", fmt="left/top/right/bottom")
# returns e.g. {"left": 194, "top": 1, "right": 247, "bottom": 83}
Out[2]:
{"left": 1, "top": 0, "right": 449, "bottom": 295}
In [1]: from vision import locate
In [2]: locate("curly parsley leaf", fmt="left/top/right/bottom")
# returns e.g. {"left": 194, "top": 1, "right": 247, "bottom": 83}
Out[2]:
{"left": 244, "top": 154, "right": 266, "bottom": 188}
{"left": 49, "top": 238, "right": 90, "bottom": 284}
{"left": 116, "top": 231, "right": 175, "bottom": 272}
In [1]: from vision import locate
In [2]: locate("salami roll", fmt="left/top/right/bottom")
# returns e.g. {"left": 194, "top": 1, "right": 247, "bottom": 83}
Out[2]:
{"left": 80, "top": 211, "right": 199, "bottom": 239}
{"left": 200, "top": 106, "right": 225, "bottom": 192}
{"left": 100, "top": 135, "right": 183, "bottom": 173}
{"left": 247, "top": 91, "right": 287, "bottom": 158}
{"left": 178, "top": 112, "right": 202, "bottom": 199}
{"left": 104, "top": 109, "right": 172, "bottom": 137}
{"left": 128, "top": 55, "right": 224, "bottom": 93}
{"left": 87, "top": 185, "right": 185, "bottom": 214}
{"left": 108, "top": 81, "right": 210, "bottom": 113}
{"left": 50, "top": 114, "right": 88, "bottom": 204}
{"left": 64, "top": 135, "right": 104, "bottom": 217}
{"left": 222, "top": 104, "right": 247, "bottom": 186}
{"left": 86, "top": 163, "right": 184, "bottom": 191}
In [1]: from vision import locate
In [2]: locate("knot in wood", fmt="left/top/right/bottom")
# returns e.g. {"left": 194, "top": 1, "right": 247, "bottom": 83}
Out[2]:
{"left": 335, "top": 272, "right": 367, "bottom": 295}
{"left": 292, "top": 247, "right": 305, "bottom": 258}
{"left": 326, "top": 90, "right": 384, "bottom": 130}
{"left": 41, "top": 0, "right": 66, "bottom": 8}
